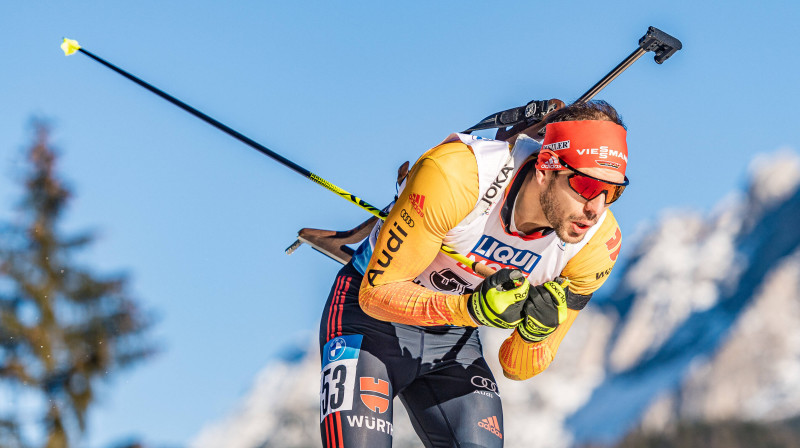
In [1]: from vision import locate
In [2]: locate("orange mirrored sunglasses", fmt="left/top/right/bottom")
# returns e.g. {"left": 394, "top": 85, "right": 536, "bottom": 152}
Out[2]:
{"left": 560, "top": 159, "right": 629, "bottom": 204}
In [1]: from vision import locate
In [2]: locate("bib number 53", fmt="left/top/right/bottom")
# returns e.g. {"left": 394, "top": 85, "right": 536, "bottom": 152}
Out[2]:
{"left": 320, "top": 335, "right": 362, "bottom": 421}
{"left": 321, "top": 364, "right": 347, "bottom": 415}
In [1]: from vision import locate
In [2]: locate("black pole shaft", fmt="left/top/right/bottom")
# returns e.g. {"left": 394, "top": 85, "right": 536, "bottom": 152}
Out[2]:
{"left": 71, "top": 43, "right": 501, "bottom": 275}
{"left": 78, "top": 48, "right": 313, "bottom": 178}
{"left": 574, "top": 47, "right": 646, "bottom": 104}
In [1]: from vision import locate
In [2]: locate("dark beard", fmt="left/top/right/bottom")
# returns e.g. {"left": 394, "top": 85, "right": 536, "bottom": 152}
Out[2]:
{"left": 540, "top": 175, "right": 595, "bottom": 244}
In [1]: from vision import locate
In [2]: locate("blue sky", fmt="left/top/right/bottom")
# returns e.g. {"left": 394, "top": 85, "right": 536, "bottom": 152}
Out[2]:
{"left": 2, "top": 1, "right": 799, "bottom": 446}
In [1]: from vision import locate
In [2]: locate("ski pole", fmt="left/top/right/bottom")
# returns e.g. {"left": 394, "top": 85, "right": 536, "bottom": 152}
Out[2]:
{"left": 59, "top": 38, "right": 493, "bottom": 277}
{"left": 59, "top": 39, "right": 385, "bottom": 217}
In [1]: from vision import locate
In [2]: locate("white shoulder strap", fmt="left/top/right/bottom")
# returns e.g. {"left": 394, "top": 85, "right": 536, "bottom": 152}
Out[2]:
{"left": 460, "top": 135, "right": 541, "bottom": 226}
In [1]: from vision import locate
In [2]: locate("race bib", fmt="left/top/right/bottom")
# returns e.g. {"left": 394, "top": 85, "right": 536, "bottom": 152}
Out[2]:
{"left": 320, "top": 334, "right": 363, "bottom": 422}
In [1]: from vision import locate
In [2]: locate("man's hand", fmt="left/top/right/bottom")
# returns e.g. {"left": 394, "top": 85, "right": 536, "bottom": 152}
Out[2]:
{"left": 467, "top": 269, "right": 530, "bottom": 328}
{"left": 517, "top": 279, "right": 569, "bottom": 342}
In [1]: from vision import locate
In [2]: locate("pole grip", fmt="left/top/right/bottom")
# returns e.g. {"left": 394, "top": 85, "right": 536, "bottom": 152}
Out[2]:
{"left": 472, "top": 261, "right": 496, "bottom": 279}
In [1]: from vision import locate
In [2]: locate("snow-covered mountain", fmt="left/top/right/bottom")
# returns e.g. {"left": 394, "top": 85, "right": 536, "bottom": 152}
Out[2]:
{"left": 191, "top": 148, "right": 800, "bottom": 448}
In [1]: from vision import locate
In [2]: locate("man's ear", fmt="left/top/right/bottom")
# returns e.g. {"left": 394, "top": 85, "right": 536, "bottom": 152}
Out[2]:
{"left": 535, "top": 168, "right": 548, "bottom": 185}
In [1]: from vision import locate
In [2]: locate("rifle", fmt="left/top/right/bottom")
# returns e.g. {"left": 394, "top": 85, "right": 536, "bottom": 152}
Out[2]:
{"left": 285, "top": 26, "right": 682, "bottom": 271}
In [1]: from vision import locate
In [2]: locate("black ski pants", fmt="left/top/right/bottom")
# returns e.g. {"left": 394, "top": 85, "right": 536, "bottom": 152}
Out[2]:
{"left": 319, "top": 262, "right": 504, "bottom": 448}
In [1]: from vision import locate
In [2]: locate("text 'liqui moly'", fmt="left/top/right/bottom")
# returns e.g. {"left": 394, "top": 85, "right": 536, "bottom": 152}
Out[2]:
{"left": 461, "top": 235, "right": 541, "bottom": 273}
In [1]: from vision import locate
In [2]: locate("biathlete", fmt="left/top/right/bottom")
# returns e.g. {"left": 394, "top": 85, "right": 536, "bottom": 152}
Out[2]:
{"left": 319, "top": 100, "right": 628, "bottom": 447}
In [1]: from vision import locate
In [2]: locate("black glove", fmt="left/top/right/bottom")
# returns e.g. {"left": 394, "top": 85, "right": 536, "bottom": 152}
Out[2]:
{"left": 517, "top": 279, "right": 569, "bottom": 343}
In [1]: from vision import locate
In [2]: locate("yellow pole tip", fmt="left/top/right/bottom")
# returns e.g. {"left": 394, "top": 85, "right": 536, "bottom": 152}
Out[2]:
{"left": 61, "top": 38, "right": 81, "bottom": 56}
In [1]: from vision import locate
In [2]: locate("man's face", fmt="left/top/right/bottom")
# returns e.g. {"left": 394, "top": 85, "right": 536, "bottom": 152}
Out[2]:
{"left": 539, "top": 167, "right": 620, "bottom": 243}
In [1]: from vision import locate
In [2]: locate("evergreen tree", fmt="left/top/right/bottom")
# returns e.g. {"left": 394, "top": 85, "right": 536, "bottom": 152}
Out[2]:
{"left": 0, "top": 123, "right": 155, "bottom": 448}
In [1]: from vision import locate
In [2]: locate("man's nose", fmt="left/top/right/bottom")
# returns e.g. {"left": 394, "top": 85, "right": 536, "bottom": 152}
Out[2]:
{"left": 585, "top": 194, "right": 606, "bottom": 218}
